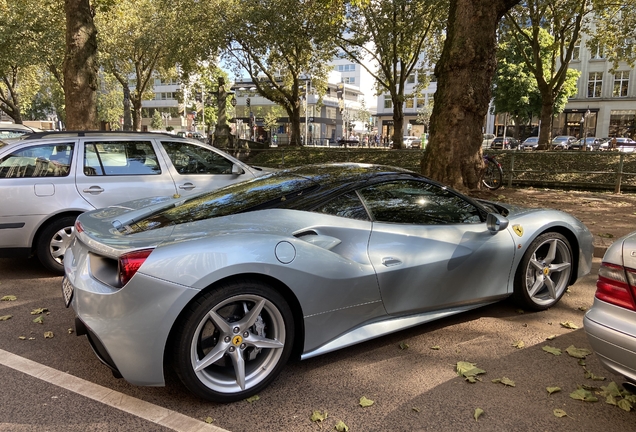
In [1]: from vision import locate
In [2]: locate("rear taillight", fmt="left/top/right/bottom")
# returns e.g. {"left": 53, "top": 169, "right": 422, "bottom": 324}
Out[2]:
{"left": 119, "top": 249, "right": 153, "bottom": 286}
{"left": 74, "top": 220, "right": 84, "bottom": 233}
{"left": 595, "top": 262, "right": 636, "bottom": 311}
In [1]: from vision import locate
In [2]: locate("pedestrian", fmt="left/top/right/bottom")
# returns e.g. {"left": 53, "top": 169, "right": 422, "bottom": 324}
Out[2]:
{"left": 610, "top": 137, "right": 617, "bottom": 151}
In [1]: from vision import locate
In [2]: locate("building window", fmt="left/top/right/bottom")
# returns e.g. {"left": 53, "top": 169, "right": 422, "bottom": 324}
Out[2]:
{"left": 405, "top": 98, "right": 414, "bottom": 109}
{"left": 341, "top": 77, "right": 355, "bottom": 84}
{"left": 609, "top": 110, "right": 636, "bottom": 137}
{"left": 587, "top": 72, "right": 602, "bottom": 98}
{"left": 326, "top": 107, "right": 336, "bottom": 119}
{"left": 613, "top": 71, "right": 629, "bottom": 97}
{"left": 590, "top": 42, "right": 604, "bottom": 59}
{"left": 407, "top": 74, "right": 415, "bottom": 84}
{"left": 383, "top": 97, "right": 392, "bottom": 109}
{"left": 416, "top": 98, "right": 425, "bottom": 108}
{"left": 572, "top": 40, "right": 580, "bottom": 60}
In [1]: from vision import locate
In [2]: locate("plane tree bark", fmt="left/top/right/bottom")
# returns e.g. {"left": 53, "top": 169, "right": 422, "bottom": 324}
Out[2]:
{"left": 63, "top": 0, "right": 99, "bottom": 130}
{"left": 421, "top": 0, "right": 520, "bottom": 191}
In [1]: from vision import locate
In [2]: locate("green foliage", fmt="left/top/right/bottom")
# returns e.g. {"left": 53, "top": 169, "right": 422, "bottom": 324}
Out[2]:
{"left": 150, "top": 110, "right": 164, "bottom": 130}
{"left": 589, "top": 0, "right": 636, "bottom": 68}
{"left": 97, "top": 71, "right": 123, "bottom": 129}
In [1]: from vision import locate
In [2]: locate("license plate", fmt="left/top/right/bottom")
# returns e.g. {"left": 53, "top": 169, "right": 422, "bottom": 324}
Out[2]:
{"left": 62, "top": 277, "right": 74, "bottom": 308}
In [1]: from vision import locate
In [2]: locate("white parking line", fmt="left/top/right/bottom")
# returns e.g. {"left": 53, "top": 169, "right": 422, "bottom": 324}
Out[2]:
{"left": 0, "top": 349, "right": 229, "bottom": 432}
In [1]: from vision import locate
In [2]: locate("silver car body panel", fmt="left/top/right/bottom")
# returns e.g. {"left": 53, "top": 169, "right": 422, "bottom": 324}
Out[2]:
{"left": 584, "top": 232, "right": 636, "bottom": 383}
{"left": 66, "top": 186, "right": 594, "bottom": 387}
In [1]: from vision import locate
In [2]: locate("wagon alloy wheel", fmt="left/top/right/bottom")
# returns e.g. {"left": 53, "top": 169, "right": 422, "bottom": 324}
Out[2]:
{"left": 173, "top": 282, "right": 294, "bottom": 402}
{"left": 513, "top": 232, "right": 573, "bottom": 310}
{"left": 36, "top": 216, "right": 77, "bottom": 275}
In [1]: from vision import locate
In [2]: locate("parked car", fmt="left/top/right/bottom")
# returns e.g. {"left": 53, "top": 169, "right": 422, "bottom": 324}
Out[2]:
{"left": 482, "top": 133, "right": 496, "bottom": 148}
{"left": 550, "top": 135, "right": 577, "bottom": 150}
{"left": 599, "top": 137, "right": 636, "bottom": 152}
{"left": 570, "top": 137, "right": 601, "bottom": 151}
{"left": 584, "top": 231, "right": 636, "bottom": 390}
{"left": 63, "top": 163, "right": 594, "bottom": 402}
{"left": 520, "top": 136, "right": 539, "bottom": 150}
{"left": 0, "top": 131, "right": 273, "bottom": 274}
{"left": 490, "top": 137, "right": 520, "bottom": 150}
{"left": 0, "top": 122, "right": 40, "bottom": 139}
{"left": 403, "top": 136, "right": 422, "bottom": 149}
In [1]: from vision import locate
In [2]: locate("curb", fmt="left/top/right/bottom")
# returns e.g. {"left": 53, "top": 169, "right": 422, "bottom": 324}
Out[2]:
{"left": 593, "top": 245, "right": 608, "bottom": 258}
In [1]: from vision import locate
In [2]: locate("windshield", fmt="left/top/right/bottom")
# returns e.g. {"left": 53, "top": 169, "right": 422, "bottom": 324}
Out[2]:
{"left": 129, "top": 172, "right": 316, "bottom": 233}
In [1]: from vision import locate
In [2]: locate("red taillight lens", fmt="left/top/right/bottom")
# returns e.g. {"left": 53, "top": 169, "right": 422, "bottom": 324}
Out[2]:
{"left": 74, "top": 220, "right": 84, "bottom": 233}
{"left": 119, "top": 249, "right": 153, "bottom": 286}
{"left": 595, "top": 262, "right": 636, "bottom": 311}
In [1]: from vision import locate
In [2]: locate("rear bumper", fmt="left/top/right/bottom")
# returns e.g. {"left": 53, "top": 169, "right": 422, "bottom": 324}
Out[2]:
{"left": 584, "top": 299, "right": 636, "bottom": 383}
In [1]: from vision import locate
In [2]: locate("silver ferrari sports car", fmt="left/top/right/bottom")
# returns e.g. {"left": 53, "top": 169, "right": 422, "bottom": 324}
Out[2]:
{"left": 63, "top": 163, "right": 594, "bottom": 402}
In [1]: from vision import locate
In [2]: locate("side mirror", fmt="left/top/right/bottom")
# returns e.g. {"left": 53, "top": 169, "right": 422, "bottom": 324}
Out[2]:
{"left": 486, "top": 213, "right": 509, "bottom": 234}
{"left": 232, "top": 163, "right": 245, "bottom": 175}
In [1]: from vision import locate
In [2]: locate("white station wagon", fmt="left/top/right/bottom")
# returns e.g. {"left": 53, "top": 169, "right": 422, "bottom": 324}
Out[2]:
{"left": 0, "top": 131, "right": 271, "bottom": 273}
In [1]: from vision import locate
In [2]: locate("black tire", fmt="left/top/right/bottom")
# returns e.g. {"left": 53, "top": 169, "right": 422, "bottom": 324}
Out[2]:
{"left": 512, "top": 232, "right": 573, "bottom": 311}
{"left": 482, "top": 157, "right": 503, "bottom": 190}
{"left": 36, "top": 216, "right": 77, "bottom": 275}
{"left": 172, "top": 279, "right": 294, "bottom": 402}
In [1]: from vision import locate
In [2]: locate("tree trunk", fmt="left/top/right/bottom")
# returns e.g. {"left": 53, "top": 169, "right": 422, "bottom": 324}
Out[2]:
{"left": 122, "top": 86, "right": 132, "bottom": 131}
{"left": 131, "top": 98, "right": 143, "bottom": 131}
{"left": 392, "top": 96, "right": 404, "bottom": 149}
{"left": 421, "top": 0, "right": 520, "bottom": 191}
{"left": 537, "top": 92, "right": 555, "bottom": 150}
{"left": 289, "top": 105, "right": 302, "bottom": 146}
{"left": 63, "top": 0, "right": 98, "bottom": 130}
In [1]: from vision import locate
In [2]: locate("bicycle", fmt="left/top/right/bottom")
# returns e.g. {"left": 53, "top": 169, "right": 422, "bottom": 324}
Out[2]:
{"left": 482, "top": 154, "right": 503, "bottom": 190}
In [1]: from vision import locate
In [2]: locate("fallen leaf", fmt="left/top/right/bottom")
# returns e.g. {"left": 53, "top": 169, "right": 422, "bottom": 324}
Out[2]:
{"left": 399, "top": 342, "right": 409, "bottom": 350}
{"left": 515, "top": 309, "right": 525, "bottom": 314}
{"left": 545, "top": 334, "right": 557, "bottom": 340}
{"left": 1, "top": 295, "right": 17, "bottom": 301}
{"left": 412, "top": 407, "right": 420, "bottom": 413}
{"left": 553, "top": 408, "right": 568, "bottom": 418}
{"left": 30, "top": 308, "right": 49, "bottom": 315}
{"left": 598, "top": 233, "right": 614, "bottom": 238}
{"left": 359, "top": 396, "right": 374, "bottom": 407}
{"left": 606, "top": 394, "right": 618, "bottom": 406}
{"left": 577, "top": 306, "right": 588, "bottom": 312}
{"left": 560, "top": 321, "right": 578, "bottom": 330}
{"left": 310, "top": 410, "right": 328, "bottom": 423}
{"left": 570, "top": 388, "right": 598, "bottom": 402}
{"left": 244, "top": 395, "right": 259, "bottom": 403}
{"left": 334, "top": 420, "right": 349, "bottom": 432}
{"left": 0, "top": 315, "right": 12, "bottom": 321}
{"left": 474, "top": 408, "right": 484, "bottom": 421}
{"left": 583, "top": 368, "right": 605, "bottom": 381}
{"left": 566, "top": 345, "right": 592, "bottom": 359}
{"left": 618, "top": 399, "right": 633, "bottom": 412}
{"left": 492, "top": 377, "right": 516, "bottom": 387}
{"left": 512, "top": 340, "right": 524, "bottom": 349}
{"left": 44, "top": 331, "right": 54, "bottom": 339}
{"left": 204, "top": 417, "right": 214, "bottom": 424}
{"left": 67, "top": 328, "right": 74, "bottom": 334}
{"left": 601, "top": 382, "right": 622, "bottom": 398}
{"left": 542, "top": 345, "right": 562, "bottom": 356}
{"left": 547, "top": 386, "right": 561, "bottom": 395}
{"left": 456, "top": 361, "right": 486, "bottom": 382}
{"left": 430, "top": 345, "right": 440, "bottom": 350}
{"left": 33, "top": 316, "right": 44, "bottom": 324}
{"left": 578, "top": 359, "right": 586, "bottom": 366}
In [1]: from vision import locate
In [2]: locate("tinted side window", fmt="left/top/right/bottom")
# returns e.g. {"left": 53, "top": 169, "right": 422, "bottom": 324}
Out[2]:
{"left": 358, "top": 180, "right": 483, "bottom": 225}
{"left": 0, "top": 143, "right": 74, "bottom": 178}
{"left": 314, "top": 191, "right": 370, "bottom": 221}
{"left": 83, "top": 141, "right": 160, "bottom": 176}
{"left": 161, "top": 141, "right": 233, "bottom": 175}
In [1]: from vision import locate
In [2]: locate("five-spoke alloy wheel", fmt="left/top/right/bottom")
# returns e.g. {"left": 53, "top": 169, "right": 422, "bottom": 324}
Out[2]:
{"left": 173, "top": 280, "right": 294, "bottom": 402}
{"left": 513, "top": 232, "right": 573, "bottom": 310}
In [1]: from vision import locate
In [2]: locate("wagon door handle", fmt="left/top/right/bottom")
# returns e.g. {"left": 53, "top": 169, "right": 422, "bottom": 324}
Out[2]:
{"left": 178, "top": 182, "right": 196, "bottom": 190}
{"left": 382, "top": 257, "right": 402, "bottom": 267}
{"left": 82, "top": 186, "right": 104, "bottom": 194}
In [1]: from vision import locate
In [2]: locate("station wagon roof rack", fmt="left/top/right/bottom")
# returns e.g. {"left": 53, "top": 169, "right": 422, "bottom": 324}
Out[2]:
{"left": 19, "top": 131, "right": 178, "bottom": 140}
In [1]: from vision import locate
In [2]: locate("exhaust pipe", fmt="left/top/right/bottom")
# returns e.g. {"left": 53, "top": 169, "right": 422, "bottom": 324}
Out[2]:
{"left": 623, "top": 382, "right": 636, "bottom": 394}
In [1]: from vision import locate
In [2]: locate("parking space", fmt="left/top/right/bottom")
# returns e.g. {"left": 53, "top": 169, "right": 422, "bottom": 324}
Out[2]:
{"left": 1, "top": 257, "right": 634, "bottom": 431}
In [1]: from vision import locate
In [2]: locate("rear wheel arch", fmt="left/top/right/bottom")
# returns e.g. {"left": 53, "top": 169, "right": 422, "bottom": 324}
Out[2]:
{"left": 165, "top": 273, "right": 305, "bottom": 370}
{"left": 33, "top": 211, "right": 83, "bottom": 274}
{"left": 32, "top": 211, "right": 83, "bottom": 252}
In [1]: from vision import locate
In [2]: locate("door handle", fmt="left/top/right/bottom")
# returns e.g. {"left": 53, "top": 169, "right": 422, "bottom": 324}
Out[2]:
{"left": 82, "top": 186, "right": 104, "bottom": 194}
{"left": 382, "top": 257, "right": 402, "bottom": 267}
{"left": 178, "top": 182, "right": 196, "bottom": 190}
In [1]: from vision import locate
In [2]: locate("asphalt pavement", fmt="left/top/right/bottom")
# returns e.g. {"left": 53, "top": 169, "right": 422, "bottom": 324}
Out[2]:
{"left": 1, "top": 256, "right": 635, "bottom": 431}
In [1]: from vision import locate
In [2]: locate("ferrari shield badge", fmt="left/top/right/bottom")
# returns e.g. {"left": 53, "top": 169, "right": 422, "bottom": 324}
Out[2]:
{"left": 512, "top": 224, "right": 524, "bottom": 237}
